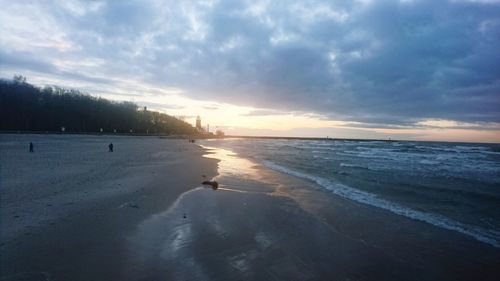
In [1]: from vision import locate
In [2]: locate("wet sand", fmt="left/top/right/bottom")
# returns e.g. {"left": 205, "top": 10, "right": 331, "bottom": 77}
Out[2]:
{"left": 1, "top": 135, "right": 499, "bottom": 280}
{"left": 123, "top": 145, "right": 500, "bottom": 280}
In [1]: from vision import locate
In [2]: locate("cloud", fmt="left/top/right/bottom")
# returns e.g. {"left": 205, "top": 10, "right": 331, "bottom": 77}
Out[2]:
{"left": 202, "top": 105, "right": 220, "bottom": 110}
{"left": 1, "top": 0, "right": 499, "bottom": 128}
{"left": 243, "top": 109, "right": 283, "bottom": 116}
{"left": 0, "top": 49, "right": 56, "bottom": 73}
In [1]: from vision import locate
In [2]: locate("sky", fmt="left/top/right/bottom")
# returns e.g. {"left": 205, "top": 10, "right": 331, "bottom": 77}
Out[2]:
{"left": 1, "top": 0, "right": 499, "bottom": 142}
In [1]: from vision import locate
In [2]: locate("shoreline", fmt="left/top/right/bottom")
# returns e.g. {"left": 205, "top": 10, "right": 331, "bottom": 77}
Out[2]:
{"left": 261, "top": 159, "right": 500, "bottom": 249}
{"left": 194, "top": 143, "right": 500, "bottom": 280}
{"left": 120, "top": 142, "right": 500, "bottom": 280}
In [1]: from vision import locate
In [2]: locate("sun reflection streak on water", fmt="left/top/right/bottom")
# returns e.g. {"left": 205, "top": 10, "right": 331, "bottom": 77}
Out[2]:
{"left": 198, "top": 142, "right": 340, "bottom": 214}
{"left": 200, "top": 145, "right": 261, "bottom": 180}
{"left": 199, "top": 144, "right": 301, "bottom": 198}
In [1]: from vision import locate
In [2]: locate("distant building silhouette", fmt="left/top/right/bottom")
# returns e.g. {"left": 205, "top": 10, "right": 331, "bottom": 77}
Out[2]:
{"left": 196, "top": 116, "right": 202, "bottom": 131}
{"left": 195, "top": 116, "right": 215, "bottom": 137}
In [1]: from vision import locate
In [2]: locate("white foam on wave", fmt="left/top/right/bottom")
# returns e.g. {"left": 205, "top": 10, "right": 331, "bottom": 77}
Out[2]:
{"left": 455, "top": 145, "right": 489, "bottom": 151}
{"left": 416, "top": 145, "right": 500, "bottom": 156}
{"left": 340, "top": 163, "right": 370, "bottom": 169}
{"left": 419, "top": 159, "right": 440, "bottom": 165}
{"left": 262, "top": 160, "right": 500, "bottom": 248}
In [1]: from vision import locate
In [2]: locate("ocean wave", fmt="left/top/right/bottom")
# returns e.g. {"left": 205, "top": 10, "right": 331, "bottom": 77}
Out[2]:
{"left": 419, "top": 159, "right": 440, "bottom": 165}
{"left": 340, "top": 163, "right": 370, "bottom": 169}
{"left": 415, "top": 145, "right": 458, "bottom": 153}
{"left": 413, "top": 145, "right": 500, "bottom": 156}
{"left": 479, "top": 150, "right": 500, "bottom": 156}
{"left": 454, "top": 145, "right": 489, "bottom": 151}
{"left": 262, "top": 160, "right": 500, "bottom": 248}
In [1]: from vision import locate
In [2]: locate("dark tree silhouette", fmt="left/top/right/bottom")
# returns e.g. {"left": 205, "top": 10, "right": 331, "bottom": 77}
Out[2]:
{"left": 0, "top": 76, "right": 198, "bottom": 135}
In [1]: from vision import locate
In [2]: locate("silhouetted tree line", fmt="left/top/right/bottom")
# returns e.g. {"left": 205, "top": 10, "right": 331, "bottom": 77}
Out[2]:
{"left": 0, "top": 76, "right": 197, "bottom": 135}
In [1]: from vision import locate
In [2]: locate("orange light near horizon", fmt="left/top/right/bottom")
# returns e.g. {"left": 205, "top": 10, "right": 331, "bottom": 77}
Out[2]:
{"left": 9, "top": 73, "right": 500, "bottom": 143}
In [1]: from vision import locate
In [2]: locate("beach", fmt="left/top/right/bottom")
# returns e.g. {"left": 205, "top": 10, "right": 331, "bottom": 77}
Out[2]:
{"left": 0, "top": 134, "right": 218, "bottom": 280}
{"left": 1, "top": 134, "right": 499, "bottom": 281}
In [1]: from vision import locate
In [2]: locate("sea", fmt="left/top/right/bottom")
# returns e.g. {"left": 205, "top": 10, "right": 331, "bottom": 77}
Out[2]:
{"left": 204, "top": 139, "right": 500, "bottom": 248}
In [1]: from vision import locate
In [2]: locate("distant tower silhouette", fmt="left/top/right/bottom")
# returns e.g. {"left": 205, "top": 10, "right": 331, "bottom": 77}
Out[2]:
{"left": 196, "top": 116, "right": 202, "bottom": 130}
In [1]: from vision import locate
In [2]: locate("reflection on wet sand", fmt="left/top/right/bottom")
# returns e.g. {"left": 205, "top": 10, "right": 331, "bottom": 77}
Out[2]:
{"left": 126, "top": 146, "right": 385, "bottom": 280}
{"left": 216, "top": 187, "right": 255, "bottom": 194}
{"left": 201, "top": 145, "right": 262, "bottom": 181}
{"left": 200, "top": 145, "right": 327, "bottom": 208}
{"left": 127, "top": 186, "right": 321, "bottom": 280}
{"left": 201, "top": 145, "right": 292, "bottom": 196}
{"left": 126, "top": 146, "right": 331, "bottom": 280}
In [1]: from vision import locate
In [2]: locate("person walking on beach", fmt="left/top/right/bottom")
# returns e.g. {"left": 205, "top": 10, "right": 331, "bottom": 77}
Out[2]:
{"left": 29, "top": 142, "right": 34, "bottom": 152}
{"left": 108, "top": 142, "right": 113, "bottom": 152}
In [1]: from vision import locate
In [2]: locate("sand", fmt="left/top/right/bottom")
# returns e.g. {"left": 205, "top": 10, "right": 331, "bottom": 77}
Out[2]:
{"left": 0, "top": 134, "right": 218, "bottom": 280}
{"left": 1, "top": 134, "right": 499, "bottom": 281}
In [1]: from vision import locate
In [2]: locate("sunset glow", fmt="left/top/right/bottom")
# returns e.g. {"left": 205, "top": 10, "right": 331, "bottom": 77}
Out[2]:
{"left": 1, "top": 0, "right": 499, "bottom": 142}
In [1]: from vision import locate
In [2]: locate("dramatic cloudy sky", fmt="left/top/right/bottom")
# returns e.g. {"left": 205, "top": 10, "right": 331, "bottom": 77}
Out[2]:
{"left": 1, "top": 0, "right": 499, "bottom": 142}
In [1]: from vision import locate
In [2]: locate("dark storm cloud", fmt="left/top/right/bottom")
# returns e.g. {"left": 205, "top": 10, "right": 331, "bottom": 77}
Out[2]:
{"left": 1, "top": 0, "right": 499, "bottom": 126}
